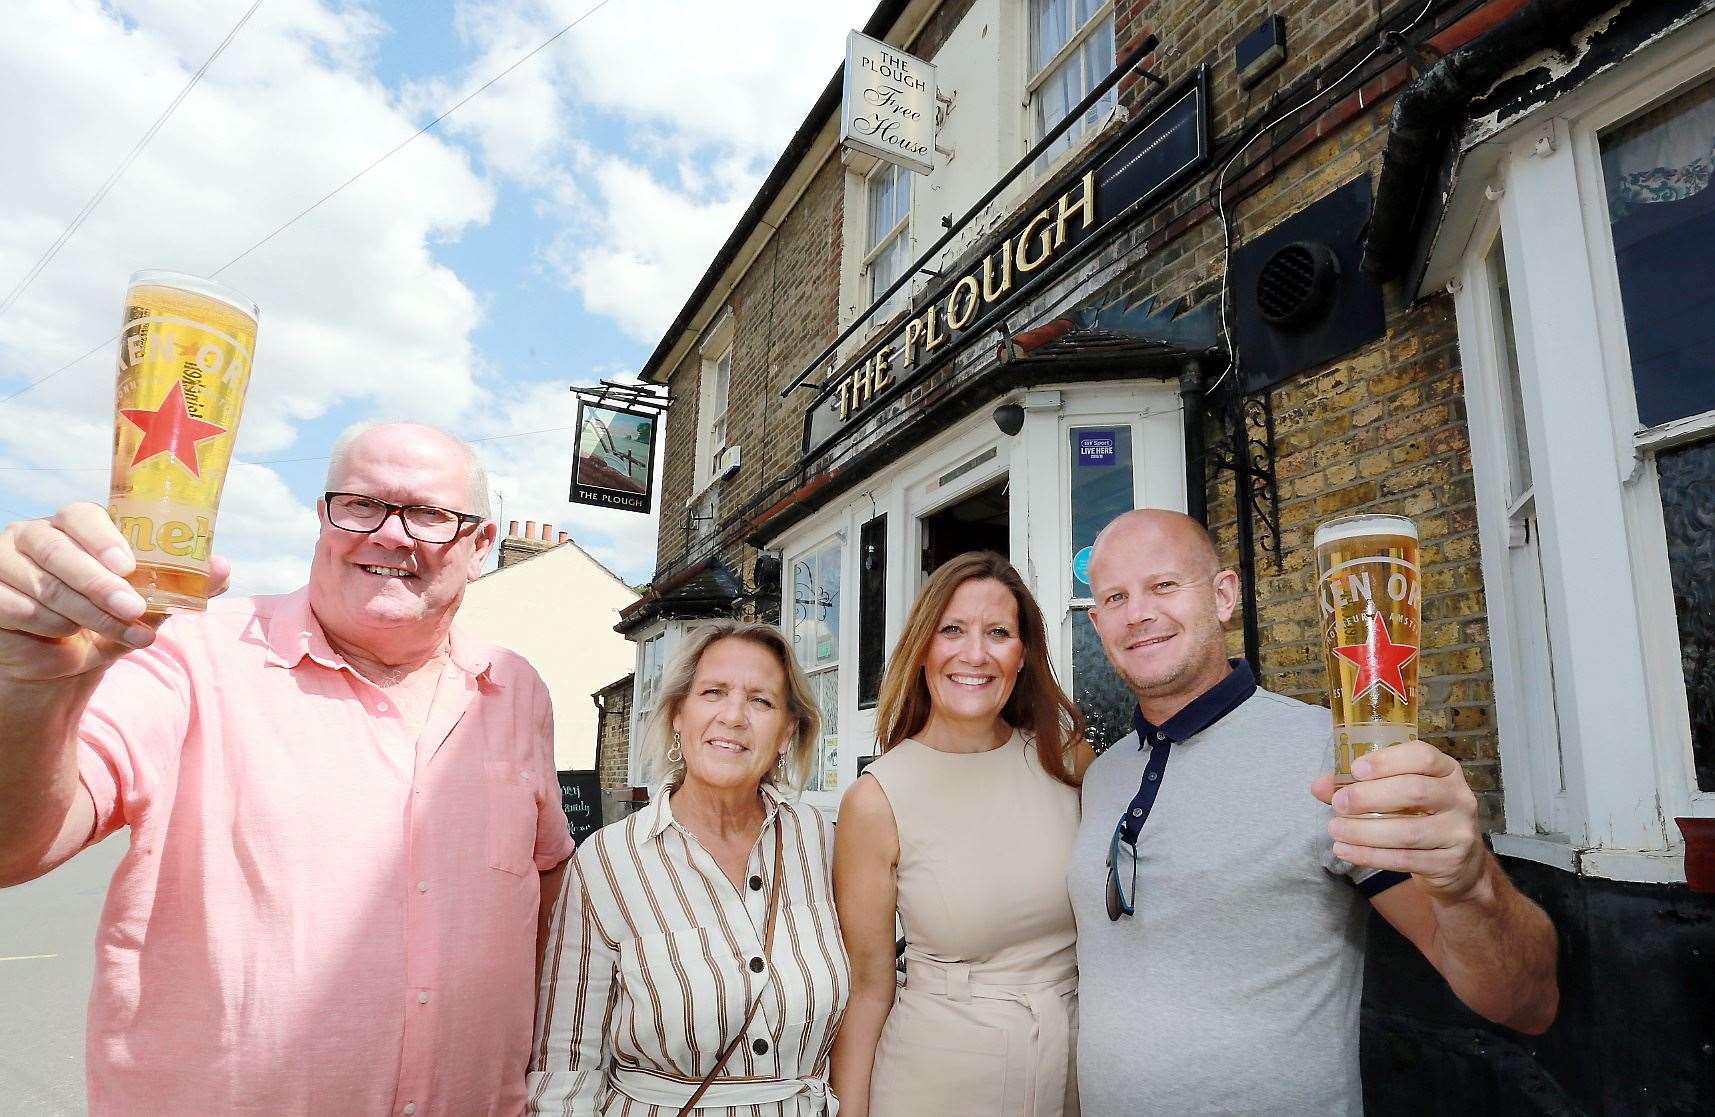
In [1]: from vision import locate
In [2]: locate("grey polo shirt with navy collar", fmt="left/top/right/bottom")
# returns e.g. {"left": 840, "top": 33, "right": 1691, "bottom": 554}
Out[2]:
{"left": 1070, "top": 661, "right": 1406, "bottom": 1116}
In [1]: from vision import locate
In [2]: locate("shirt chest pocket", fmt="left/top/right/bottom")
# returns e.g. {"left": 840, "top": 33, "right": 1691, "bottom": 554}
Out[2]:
{"left": 485, "top": 759, "right": 537, "bottom": 875}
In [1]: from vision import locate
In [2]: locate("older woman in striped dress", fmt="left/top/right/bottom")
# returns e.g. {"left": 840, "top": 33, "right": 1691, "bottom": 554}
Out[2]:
{"left": 529, "top": 621, "right": 849, "bottom": 1116}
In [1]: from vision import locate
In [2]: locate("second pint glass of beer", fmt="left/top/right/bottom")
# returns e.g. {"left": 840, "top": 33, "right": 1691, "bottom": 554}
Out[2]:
{"left": 1314, "top": 513, "right": 1421, "bottom": 783}
{"left": 108, "top": 271, "right": 259, "bottom": 613}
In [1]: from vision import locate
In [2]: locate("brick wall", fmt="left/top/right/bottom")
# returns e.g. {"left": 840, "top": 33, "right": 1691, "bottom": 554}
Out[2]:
{"left": 1100, "top": 0, "right": 1504, "bottom": 823}
{"left": 654, "top": 154, "right": 846, "bottom": 591}
{"left": 637, "top": 0, "right": 1504, "bottom": 822}
{"left": 595, "top": 674, "right": 634, "bottom": 790}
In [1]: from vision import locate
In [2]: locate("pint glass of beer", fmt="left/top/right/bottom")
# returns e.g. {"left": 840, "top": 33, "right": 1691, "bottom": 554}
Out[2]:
{"left": 108, "top": 271, "right": 259, "bottom": 613}
{"left": 1314, "top": 513, "right": 1421, "bottom": 783}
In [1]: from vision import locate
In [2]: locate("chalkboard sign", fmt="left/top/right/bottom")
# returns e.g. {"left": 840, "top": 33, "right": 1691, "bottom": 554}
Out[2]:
{"left": 557, "top": 770, "right": 602, "bottom": 847}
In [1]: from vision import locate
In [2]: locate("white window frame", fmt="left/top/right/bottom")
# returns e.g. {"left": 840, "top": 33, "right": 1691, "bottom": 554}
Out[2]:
{"left": 1036, "top": 387, "right": 1185, "bottom": 749}
{"left": 1456, "top": 218, "right": 1574, "bottom": 847}
{"left": 769, "top": 382, "right": 1183, "bottom": 814}
{"left": 787, "top": 530, "right": 848, "bottom": 804}
{"left": 693, "top": 309, "right": 736, "bottom": 495}
{"left": 627, "top": 619, "right": 706, "bottom": 788}
{"left": 628, "top": 624, "right": 669, "bottom": 787}
{"left": 1025, "top": 0, "right": 1117, "bottom": 163}
{"left": 1449, "top": 20, "right": 1715, "bottom": 882}
{"left": 864, "top": 160, "right": 913, "bottom": 313}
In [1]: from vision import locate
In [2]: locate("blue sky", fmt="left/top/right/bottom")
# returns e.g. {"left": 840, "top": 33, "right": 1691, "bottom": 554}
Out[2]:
{"left": 0, "top": 0, "right": 872, "bottom": 591}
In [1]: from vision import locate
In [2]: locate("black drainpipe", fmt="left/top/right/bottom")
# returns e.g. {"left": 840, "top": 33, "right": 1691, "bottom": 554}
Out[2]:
{"left": 1179, "top": 360, "right": 1207, "bottom": 526}
{"left": 1362, "top": 0, "right": 1621, "bottom": 280}
{"left": 1226, "top": 386, "right": 1264, "bottom": 677}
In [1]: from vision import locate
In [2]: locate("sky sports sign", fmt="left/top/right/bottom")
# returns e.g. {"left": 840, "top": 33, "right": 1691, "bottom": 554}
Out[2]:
{"left": 804, "top": 69, "right": 1209, "bottom": 457}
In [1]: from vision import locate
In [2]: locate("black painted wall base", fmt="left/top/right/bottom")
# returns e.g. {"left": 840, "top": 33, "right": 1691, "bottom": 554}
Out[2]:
{"left": 1361, "top": 855, "right": 1715, "bottom": 1115}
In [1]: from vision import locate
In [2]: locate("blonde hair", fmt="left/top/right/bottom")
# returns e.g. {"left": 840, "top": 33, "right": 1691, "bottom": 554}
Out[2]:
{"left": 641, "top": 621, "right": 822, "bottom": 792}
{"left": 875, "top": 551, "right": 1085, "bottom": 788}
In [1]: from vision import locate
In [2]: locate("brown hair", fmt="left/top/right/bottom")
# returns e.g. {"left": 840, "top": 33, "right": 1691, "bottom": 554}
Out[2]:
{"left": 875, "top": 551, "right": 1085, "bottom": 787}
{"left": 642, "top": 621, "right": 822, "bottom": 792}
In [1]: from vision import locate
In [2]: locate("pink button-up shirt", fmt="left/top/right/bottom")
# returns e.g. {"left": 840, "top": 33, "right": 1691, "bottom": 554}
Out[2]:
{"left": 73, "top": 588, "right": 575, "bottom": 1116}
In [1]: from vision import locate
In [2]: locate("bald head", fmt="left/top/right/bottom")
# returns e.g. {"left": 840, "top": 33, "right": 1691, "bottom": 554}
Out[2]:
{"left": 1088, "top": 509, "right": 1221, "bottom": 586}
{"left": 325, "top": 422, "right": 490, "bottom": 518}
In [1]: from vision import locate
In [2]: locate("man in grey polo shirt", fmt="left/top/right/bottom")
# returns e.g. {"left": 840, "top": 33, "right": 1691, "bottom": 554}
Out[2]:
{"left": 1071, "top": 509, "right": 1558, "bottom": 1115}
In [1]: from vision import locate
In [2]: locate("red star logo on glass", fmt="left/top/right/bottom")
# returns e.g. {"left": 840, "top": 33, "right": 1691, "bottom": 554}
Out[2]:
{"left": 119, "top": 380, "right": 227, "bottom": 478}
{"left": 1332, "top": 611, "right": 1418, "bottom": 703}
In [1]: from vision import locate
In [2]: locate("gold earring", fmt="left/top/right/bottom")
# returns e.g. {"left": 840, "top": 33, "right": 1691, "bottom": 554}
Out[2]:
{"left": 668, "top": 731, "right": 682, "bottom": 764}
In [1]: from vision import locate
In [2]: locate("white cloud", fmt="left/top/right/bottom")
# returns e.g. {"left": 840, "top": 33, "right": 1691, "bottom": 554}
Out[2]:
{"left": 0, "top": 0, "right": 496, "bottom": 589}
{"left": 545, "top": 157, "right": 748, "bottom": 342}
{"left": 429, "top": 0, "right": 875, "bottom": 340}
{"left": 0, "top": 0, "right": 493, "bottom": 433}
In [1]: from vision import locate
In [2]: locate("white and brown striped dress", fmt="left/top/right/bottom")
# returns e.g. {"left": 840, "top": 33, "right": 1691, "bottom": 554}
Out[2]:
{"left": 528, "top": 783, "right": 849, "bottom": 1116}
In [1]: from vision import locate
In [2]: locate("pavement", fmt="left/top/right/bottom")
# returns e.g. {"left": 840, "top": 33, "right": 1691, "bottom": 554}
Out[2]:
{"left": 0, "top": 837, "right": 125, "bottom": 1117}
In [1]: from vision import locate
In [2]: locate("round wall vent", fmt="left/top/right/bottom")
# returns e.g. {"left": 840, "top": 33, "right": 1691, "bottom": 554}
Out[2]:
{"left": 1254, "top": 241, "right": 1340, "bottom": 330}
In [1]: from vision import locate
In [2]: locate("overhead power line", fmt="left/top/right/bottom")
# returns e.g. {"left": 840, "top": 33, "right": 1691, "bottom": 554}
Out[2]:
{"left": 0, "top": 0, "right": 267, "bottom": 325}
{"left": 1, "top": 0, "right": 619, "bottom": 407}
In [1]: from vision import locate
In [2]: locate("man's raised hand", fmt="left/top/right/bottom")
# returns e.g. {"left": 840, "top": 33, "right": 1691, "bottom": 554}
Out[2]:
{"left": 1311, "top": 740, "right": 1487, "bottom": 902}
{"left": 0, "top": 503, "right": 228, "bottom": 683}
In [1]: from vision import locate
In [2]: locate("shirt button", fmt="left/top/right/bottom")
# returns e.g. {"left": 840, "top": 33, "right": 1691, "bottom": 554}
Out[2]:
{"left": 403, "top": 1105, "right": 416, "bottom": 1115}
{"left": 520, "top": 770, "right": 530, "bottom": 780}
{"left": 418, "top": 991, "right": 430, "bottom": 1004}
{"left": 1146, "top": 771, "right": 1160, "bottom": 782}
{"left": 417, "top": 880, "right": 429, "bottom": 893}
{"left": 1131, "top": 807, "right": 1143, "bottom": 817}
{"left": 377, "top": 701, "right": 389, "bottom": 713}
{"left": 752, "top": 1038, "right": 770, "bottom": 1055}
{"left": 1155, "top": 732, "right": 1166, "bottom": 742}
{"left": 749, "top": 957, "right": 765, "bottom": 973}
{"left": 749, "top": 875, "right": 763, "bottom": 891}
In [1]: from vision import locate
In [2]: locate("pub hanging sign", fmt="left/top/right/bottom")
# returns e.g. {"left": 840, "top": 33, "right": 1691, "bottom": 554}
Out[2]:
{"left": 840, "top": 30, "right": 937, "bottom": 176}
{"left": 804, "top": 69, "right": 1210, "bottom": 457}
{"left": 569, "top": 398, "right": 659, "bottom": 513}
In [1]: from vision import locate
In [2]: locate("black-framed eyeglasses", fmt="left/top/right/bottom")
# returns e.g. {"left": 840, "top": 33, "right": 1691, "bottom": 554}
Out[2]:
{"left": 324, "top": 491, "right": 483, "bottom": 544}
{"left": 1106, "top": 823, "right": 1138, "bottom": 921}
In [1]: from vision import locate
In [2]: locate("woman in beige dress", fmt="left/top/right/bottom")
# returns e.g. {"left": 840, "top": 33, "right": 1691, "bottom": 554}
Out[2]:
{"left": 831, "top": 551, "right": 1093, "bottom": 1117}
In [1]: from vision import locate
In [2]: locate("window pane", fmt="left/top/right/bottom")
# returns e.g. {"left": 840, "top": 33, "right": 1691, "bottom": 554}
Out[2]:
{"left": 1070, "top": 425, "right": 1134, "bottom": 597}
{"left": 872, "top": 232, "right": 910, "bottom": 308}
{"left": 809, "top": 668, "right": 841, "bottom": 792}
{"left": 816, "top": 543, "right": 843, "bottom": 666}
{"left": 858, "top": 514, "right": 888, "bottom": 709}
{"left": 1657, "top": 437, "right": 1715, "bottom": 792}
{"left": 1072, "top": 609, "right": 1134, "bottom": 752}
{"left": 791, "top": 555, "right": 819, "bottom": 668}
{"left": 1599, "top": 79, "right": 1715, "bottom": 427}
{"left": 1487, "top": 242, "right": 1532, "bottom": 497}
{"left": 1036, "top": 60, "right": 1075, "bottom": 154}
{"left": 714, "top": 350, "right": 730, "bottom": 415}
{"left": 1033, "top": 0, "right": 1072, "bottom": 72}
{"left": 1035, "top": 13, "right": 1113, "bottom": 155}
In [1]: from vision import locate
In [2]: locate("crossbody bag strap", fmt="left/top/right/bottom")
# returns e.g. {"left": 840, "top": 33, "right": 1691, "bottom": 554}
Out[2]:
{"left": 678, "top": 816, "right": 787, "bottom": 1116}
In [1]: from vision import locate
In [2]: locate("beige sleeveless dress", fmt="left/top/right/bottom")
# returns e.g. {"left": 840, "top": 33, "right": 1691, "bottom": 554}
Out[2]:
{"left": 863, "top": 731, "right": 1081, "bottom": 1117}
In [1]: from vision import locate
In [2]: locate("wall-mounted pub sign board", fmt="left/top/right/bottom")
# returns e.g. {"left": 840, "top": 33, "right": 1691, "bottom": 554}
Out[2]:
{"left": 569, "top": 398, "right": 658, "bottom": 513}
{"left": 840, "top": 30, "right": 937, "bottom": 176}
{"left": 805, "top": 69, "right": 1210, "bottom": 457}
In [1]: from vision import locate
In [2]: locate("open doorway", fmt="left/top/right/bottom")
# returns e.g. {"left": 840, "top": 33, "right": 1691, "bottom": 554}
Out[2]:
{"left": 920, "top": 476, "right": 1009, "bottom": 579}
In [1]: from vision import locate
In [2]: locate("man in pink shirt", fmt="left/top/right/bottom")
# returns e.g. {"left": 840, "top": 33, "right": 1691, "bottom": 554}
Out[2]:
{"left": 0, "top": 423, "right": 574, "bottom": 1116}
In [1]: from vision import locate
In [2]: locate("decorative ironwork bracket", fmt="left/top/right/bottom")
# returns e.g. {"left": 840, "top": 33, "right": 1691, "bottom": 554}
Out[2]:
{"left": 1207, "top": 383, "right": 1282, "bottom": 572}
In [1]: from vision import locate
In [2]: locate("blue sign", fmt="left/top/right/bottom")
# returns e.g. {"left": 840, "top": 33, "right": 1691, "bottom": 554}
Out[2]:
{"left": 1077, "top": 430, "right": 1118, "bottom": 467}
{"left": 1073, "top": 546, "right": 1094, "bottom": 585}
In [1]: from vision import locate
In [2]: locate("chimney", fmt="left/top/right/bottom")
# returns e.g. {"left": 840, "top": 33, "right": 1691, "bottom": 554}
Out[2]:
{"left": 558, "top": 531, "right": 568, "bottom": 544}
{"left": 498, "top": 518, "right": 556, "bottom": 569}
